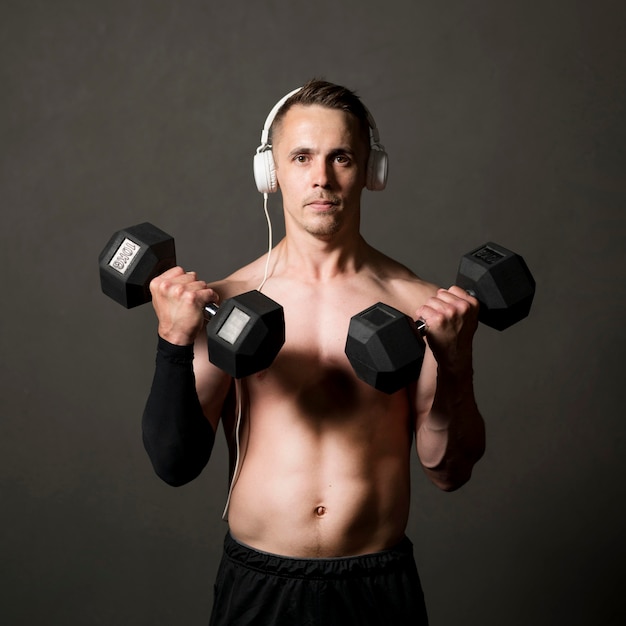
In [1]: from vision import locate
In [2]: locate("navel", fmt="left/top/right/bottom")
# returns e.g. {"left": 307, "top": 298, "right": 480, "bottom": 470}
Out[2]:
{"left": 315, "top": 505, "right": 327, "bottom": 517}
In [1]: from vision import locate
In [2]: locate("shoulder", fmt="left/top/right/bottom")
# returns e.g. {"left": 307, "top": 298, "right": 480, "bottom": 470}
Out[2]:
{"left": 365, "top": 246, "right": 439, "bottom": 315}
{"left": 207, "top": 254, "right": 269, "bottom": 300}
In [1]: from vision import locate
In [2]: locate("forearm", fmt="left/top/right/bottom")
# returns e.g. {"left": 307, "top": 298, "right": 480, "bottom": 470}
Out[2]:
{"left": 142, "top": 337, "right": 216, "bottom": 486}
{"left": 416, "top": 368, "right": 485, "bottom": 491}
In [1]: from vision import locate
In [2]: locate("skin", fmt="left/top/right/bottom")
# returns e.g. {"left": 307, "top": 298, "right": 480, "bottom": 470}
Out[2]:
{"left": 150, "top": 104, "right": 485, "bottom": 558}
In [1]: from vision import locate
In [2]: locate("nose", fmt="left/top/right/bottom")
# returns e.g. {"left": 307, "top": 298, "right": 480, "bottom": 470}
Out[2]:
{"left": 312, "top": 157, "right": 333, "bottom": 189}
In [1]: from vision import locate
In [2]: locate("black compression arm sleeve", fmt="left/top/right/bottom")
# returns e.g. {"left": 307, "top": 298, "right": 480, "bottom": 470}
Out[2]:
{"left": 142, "top": 336, "right": 215, "bottom": 486}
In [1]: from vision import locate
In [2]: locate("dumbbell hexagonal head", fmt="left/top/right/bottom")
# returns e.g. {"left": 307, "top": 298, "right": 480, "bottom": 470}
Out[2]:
{"left": 98, "top": 223, "right": 176, "bottom": 308}
{"left": 345, "top": 302, "right": 425, "bottom": 395}
{"left": 208, "top": 290, "right": 285, "bottom": 379}
{"left": 456, "top": 242, "right": 536, "bottom": 331}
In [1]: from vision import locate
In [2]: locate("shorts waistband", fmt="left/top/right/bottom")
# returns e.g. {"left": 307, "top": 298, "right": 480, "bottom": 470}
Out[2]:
{"left": 222, "top": 532, "right": 415, "bottom": 580}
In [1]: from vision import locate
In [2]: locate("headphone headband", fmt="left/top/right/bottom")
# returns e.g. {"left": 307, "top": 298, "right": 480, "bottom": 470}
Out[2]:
{"left": 253, "top": 85, "right": 388, "bottom": 193}
{"left": 258, "top": 87, "right": 302, "bottom": 149}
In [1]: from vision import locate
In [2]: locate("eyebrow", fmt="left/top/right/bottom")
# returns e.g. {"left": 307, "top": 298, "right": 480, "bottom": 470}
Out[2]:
{"left": 287, "top": 146, "right": 357, "bottom": 159}
{"left": 287, "top": 146, "right": 311, "bottom": 158}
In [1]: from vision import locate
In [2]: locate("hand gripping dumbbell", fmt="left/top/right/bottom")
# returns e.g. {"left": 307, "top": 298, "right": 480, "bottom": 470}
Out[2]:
{"left": 98, "top": 222, "right": 285, "bottom": 379}
{"left": 344, "top": 242, "right": 536, "bottom": 394}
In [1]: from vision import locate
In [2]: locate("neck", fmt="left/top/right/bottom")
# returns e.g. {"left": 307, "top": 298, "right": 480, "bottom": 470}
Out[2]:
{"left": 270, "top": 228, "right": 370, "bottom": 282}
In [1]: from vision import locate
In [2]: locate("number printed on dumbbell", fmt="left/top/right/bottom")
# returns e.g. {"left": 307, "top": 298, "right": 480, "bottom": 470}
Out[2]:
{"left": 108, "top": 238, "right": 140, "bottom": 275}
{"left": 471, "top": 245, "right": 504, "bottom": 265}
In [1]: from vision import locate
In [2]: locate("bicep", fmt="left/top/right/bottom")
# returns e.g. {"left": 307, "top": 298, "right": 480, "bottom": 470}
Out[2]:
{"left": 193, "top": 330, "right": 233, "bottom": 432}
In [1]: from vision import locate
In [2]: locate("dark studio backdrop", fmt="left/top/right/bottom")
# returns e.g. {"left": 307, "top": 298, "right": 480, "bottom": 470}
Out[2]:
{"left": 1, "top": 1, "right": 625, "bottom": 624}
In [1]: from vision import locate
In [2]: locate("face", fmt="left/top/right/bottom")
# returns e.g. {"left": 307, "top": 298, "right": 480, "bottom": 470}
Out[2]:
{"left": 271, "top": 104, "right": 369, "bottom": 240}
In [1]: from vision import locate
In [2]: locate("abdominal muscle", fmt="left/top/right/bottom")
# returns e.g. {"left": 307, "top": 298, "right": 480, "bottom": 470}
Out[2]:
{"left": 212, "top": 258, "right": 431, "bottom": 558}
{"left": 225, "top": 355, "right": 415, "bottom": 558}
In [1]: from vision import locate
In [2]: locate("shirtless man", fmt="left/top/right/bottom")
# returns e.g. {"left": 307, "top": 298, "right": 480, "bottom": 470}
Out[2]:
{"left": 143, "top": 80, "right": 485, "bottom": 625}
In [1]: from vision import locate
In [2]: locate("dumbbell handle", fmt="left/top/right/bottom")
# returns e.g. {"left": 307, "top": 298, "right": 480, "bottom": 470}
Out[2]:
{"left": 203, "top": 302, "right": 220, "bottom": 322}
{"left": 415, "top": 288, "right": 477, "bottom": 335}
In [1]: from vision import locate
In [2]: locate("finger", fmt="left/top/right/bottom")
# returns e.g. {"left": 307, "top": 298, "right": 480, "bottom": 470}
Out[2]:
{"left": 188, "top": 282, "right": 220, "bottom": 305}
{"left": 200, "top": 287, "right": 219, "bottom": 306}
{"left": 165, "top": 270, "right": 210, "bottom": 291}
{"left": 417, "top": 294, "right": 457, "bottom": 320}
{"left": 417, "top": 295, "right": 471, "bottom": 332}
{"left": 415, "top": 305, "right": 449, "bottom": 334}
{"left": 446, "top": 285, "right": 479, "bottom": 305}
{"left": 429, "top": 289, "right": 476, "bottom": 319}
{"left": 432, "top": 287, "right": 471, "bottom": 306}
{"left": 158, "top": 265, "right": 186, "bottom": 279}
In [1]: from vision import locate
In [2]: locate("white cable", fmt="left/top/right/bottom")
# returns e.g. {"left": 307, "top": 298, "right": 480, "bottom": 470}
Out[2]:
{"left": 222, "top": 193, "right": 274, "bottom": 521}
{"left": 222, "top": 378, "right": 244, "bottom": 521}
{"left": 257, "top": 192, "right": 273, "bottom": 292}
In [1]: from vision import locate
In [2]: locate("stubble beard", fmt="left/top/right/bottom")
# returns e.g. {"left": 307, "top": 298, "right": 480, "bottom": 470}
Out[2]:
{"left": 302, "top": 207, "right": 346, "bottom": 240}
{"left": 300, "top": 193, "right": 344, "bottom": 239}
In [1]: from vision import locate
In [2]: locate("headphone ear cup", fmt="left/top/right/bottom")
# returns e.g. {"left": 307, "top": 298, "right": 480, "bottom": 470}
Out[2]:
{"left": 253, "top": 149, "right": 278, "bottom": 194}
{"left": 366, "top": 147, "right": 389, "bottom": 191}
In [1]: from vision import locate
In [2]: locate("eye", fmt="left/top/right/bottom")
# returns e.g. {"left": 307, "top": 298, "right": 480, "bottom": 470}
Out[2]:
{"left": 333, "top": 154, "right": 351, "bottom": 165}
{"left": 294, "top": 154, "right": 309, "bottom": 164}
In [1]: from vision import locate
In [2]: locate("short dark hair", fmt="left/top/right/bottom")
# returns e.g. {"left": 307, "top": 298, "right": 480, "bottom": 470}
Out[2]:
{"left": 269, "top": 79, "right": 371, "bottom": 145}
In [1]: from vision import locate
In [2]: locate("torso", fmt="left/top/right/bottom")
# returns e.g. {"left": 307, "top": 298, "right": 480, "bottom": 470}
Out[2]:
{"left": 195, "top": 241, "right": 438, "bottom": 557}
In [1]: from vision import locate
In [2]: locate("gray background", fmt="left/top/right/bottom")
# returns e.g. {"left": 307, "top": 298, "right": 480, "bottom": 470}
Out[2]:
{"left": 1, "top": 1, "right": 625, "bottom": 624}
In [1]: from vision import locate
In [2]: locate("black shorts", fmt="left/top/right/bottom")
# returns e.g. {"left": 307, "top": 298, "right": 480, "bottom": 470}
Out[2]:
{"left": 209, "top": 532, "right": 429, "bottom": 626}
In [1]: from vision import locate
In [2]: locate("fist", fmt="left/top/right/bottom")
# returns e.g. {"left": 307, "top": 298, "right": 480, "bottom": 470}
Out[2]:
{"left": 416, "top": 286, "right": 479, "bottom": 374}
{"left": 149, "top": 266, "right": 218, "bottom": 346}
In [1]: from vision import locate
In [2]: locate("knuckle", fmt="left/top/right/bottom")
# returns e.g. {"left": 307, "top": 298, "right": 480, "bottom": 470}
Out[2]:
{"left": 171, "top": 283, "right": 187, "bottom": 299}
{"left": 149, "top": 276, "right": 161, "bottom": 293}
{"left": 157, "top": 278, "right": 180, "bottom": 298}
{"left": 431, "top": 311, "right": 445, "bottom": 326}
{"left": 180, "top": 288, "right": 199, "bottom": 305}
{"left": 458, "top": 299, "right": 471, "bottom": 315}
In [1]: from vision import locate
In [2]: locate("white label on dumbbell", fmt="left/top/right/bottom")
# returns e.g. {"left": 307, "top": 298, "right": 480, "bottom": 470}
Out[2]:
{"left": 108, "top": 238, "right": 141, "bottom": 275}
{"left": 217, "top": 308, "right": 251, "bottom": 345}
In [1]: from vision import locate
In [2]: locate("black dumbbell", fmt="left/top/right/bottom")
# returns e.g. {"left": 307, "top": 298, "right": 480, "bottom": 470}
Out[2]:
{"left": 99, "top": 222, "right": 285, "bottom": 379}
{"left": 344, "top": 242, "right": 536, "bottom": 394}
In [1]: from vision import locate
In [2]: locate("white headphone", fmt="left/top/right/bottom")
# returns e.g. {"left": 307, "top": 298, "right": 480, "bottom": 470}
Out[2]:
{"left": 253, "top": 86, "right": 389, "bottom": 194}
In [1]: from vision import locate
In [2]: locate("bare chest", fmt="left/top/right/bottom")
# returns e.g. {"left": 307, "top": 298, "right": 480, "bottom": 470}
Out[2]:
{"left": 275, "top": 279, "right": 382, "bottom": 369}
{"left": 245, "top": 280, "right": 406, "bottom": 423}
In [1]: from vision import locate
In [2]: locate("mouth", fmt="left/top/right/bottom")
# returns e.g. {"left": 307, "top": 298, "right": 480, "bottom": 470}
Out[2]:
{"left": 305, "top": 197, "right": 339, "bottom": 211}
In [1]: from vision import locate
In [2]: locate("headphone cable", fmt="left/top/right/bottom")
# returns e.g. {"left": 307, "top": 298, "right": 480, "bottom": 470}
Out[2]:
{"left": 257, "top": 192, "right": 273, "bottom": 292}
{"left": 223, "top": 192, "right": 273, "bottom": 521}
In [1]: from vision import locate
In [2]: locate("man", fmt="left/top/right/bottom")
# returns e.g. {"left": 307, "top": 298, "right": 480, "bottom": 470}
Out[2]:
{"left": 143, "top": 79, "right": 485, "bottom": 625}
